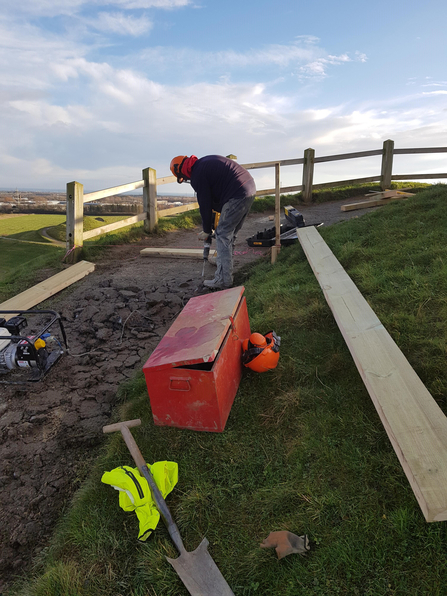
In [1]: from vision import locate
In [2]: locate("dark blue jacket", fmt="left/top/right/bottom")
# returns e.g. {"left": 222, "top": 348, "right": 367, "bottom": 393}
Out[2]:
{"left": 190, "top": 155, "right": 256, "bottom": 234}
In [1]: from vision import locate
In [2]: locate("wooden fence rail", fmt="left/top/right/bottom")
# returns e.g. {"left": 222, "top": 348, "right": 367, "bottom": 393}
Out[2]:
{"left": 66, "top": 140, "right": 447, "bottom": 263}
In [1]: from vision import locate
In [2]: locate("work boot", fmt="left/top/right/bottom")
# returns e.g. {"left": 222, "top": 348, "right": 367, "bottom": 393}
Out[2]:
{"left": 203, "top": 278, "right": 231, "bottom": 290}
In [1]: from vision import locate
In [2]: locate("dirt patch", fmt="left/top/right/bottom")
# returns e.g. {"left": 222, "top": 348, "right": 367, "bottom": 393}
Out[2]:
{"left": 0, "top": 198, "right": 376, "bottom": 591}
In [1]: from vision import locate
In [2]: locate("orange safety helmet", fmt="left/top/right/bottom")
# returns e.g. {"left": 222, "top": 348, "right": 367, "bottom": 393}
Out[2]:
{"left": 170, "top": 155, "right": 188, "bottom": 183}
{"left": 241, "top": 331, "right": 281, "bottom": 373}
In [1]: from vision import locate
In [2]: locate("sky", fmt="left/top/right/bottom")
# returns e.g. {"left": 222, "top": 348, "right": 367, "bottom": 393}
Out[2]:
{"left": 1, "top": 0, "right": 447, "bottom": 194}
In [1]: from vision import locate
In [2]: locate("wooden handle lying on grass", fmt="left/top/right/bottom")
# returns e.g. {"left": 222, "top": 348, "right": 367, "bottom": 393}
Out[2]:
{"left": 102, "top": 418, "right": 186, "bottom": 554}
{"left": 103, "top": 419, "right": 145, "bottom": 471}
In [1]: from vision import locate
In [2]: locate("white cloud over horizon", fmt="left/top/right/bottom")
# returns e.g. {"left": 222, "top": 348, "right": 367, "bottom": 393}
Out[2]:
{"left": 1, "top": 1, "right": 446, "bottom": 192}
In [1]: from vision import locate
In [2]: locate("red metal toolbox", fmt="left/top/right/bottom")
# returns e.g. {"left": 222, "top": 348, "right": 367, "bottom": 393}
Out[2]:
{"left": 142, "top": 286, "right": 251, "bottom": 432}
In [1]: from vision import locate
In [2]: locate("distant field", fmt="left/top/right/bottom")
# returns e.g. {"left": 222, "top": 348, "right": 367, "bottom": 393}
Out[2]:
{"left": 0, "top": 214, "right": 66, "bottom": 238}
{"left": 0, "top": 214, "right": 130, "bottom": 297}
{"left": 0, "top": 213, "right": 129, "bottom": 243}
{"left": 0, "top": 215, "right": 67, "bottom": 286}
{"left": 0, "top": 213, "right": 28, "bottom": 220}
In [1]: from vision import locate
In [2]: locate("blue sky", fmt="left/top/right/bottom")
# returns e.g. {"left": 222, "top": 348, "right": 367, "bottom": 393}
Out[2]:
{"left": 1, "top": 0, "right": 447, "bottom": 193}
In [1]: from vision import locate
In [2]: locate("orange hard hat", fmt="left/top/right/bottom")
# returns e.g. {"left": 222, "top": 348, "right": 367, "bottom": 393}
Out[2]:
{"left": 241, "top": 331, "right": 281, "bottom": 373}
{"left": 170, "top": 155, "right": 188, "bottom": 183}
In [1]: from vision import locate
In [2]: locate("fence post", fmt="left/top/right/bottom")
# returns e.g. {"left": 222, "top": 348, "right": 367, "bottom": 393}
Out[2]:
{"left": 66, "top": 181, "right": 84, "bottom": 263}
{"left": 271, "top": 163, "right": 281, "bottom": 264}
{"left": 381, "top": 139, "right": 394, "bottom": 190}
{"left": 302, "top": 148, "right": 315, "bottom": 203}
{"left": 142, "top": 167, "right": 157, "bottom": 232}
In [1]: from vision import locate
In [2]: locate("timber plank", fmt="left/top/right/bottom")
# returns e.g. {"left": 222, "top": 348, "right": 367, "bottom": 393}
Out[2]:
{"left": 0, "top": 261, "right": 95, "bottom": 318}
{"left": 83, "top": 214, "right": 145, "bottom": 240}
{"left": 158, "top": 202, "right": 199, "bottom": 217}
{"left": 140, "top": 247, "right": 217, "bottom": 258}
{"left": 341, "top": 190, "right": 415, "bottom": 211}
{"left": 341, "top": 197, "right": 395, "bottom": 212}
{"left": 341, "top": 193, "right": 412, "bottom": 212}
{"left": 297, "top": 226, "right": 447, "bottom": 522}
{"left": 365, "top": 189, "right": 414, "bottom": 198}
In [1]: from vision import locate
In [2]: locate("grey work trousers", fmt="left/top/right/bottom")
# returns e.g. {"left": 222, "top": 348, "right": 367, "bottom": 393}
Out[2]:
{"left": 213, "top": 194, "right": 255, "bottom": 287}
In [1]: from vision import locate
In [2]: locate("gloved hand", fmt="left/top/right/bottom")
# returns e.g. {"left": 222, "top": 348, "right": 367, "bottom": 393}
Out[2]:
{"left": 198, "top": 230, "right": 209, "bottom": 241}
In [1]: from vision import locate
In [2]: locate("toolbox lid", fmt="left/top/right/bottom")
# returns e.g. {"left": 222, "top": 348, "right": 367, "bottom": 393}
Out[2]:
{"left": 143, "top": 286, "right": 245, "bottom": 371}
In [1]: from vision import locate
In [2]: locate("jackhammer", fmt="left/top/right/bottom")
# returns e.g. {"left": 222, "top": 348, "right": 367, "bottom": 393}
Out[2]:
{"left": 202, "top": 210, "right": 220, "bottom": 276}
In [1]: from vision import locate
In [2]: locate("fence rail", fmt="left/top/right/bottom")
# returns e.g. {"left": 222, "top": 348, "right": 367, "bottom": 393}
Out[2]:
{"left": 66, "top": 140, "right": 447, "bottom": 263}
{"left": 83, "top": 180, "right": 145, "bottom": 204}
{"left": 313, "top": 149, "right": 383, "bottom": 163}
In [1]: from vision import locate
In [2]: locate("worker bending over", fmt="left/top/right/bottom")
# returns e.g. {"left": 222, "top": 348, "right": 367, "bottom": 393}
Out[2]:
{"left": 170, "top": 154, "right": 256, "bottom": 290}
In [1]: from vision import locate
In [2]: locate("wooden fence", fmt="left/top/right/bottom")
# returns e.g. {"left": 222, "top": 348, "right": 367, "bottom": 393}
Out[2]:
{"left": 66, "top": 140, "right": 447, "bottom": 262}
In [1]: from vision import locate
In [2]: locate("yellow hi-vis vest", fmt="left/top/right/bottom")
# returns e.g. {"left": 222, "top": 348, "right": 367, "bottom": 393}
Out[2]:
{"left": 101, "top": 461, "right": 178, "bottom": 541}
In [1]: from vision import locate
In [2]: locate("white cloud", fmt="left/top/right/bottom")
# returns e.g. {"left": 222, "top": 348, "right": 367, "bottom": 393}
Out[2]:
{"left": 309, "top": 109, "right": 334, "bottom": 121}
{"left": 6, "top": 0, "right": 191, "bottom": 17}
{"left": 138, "top": 40, "right": 364, "bottom": 82}
{"left": 0, "top": 4, "right": 444, "bottom": 192}
{"left": 423, "top": 90, "right": 447, "bottom": 96}
{"left": 299, "top": 53, "right": 360, "bottom": 80}
{"left": 86, "top": 12, "right": 153, "bottom": 36}
{"left": 138, "top": 42, "right": 319, "bottom": 71}
{"left": 3, "top": 59, "right": 447, "bottom": 192}
{"left": 104, "top": 0, "right": 191, "bottom": 7}
{"left": 9, "top": 100, "right": 73, "bottom": 125}
{"left": 0, "top": 20, "right": 88, "bottom": 90}
{"left": 218, "top": 42, "right": 321, "bottom": 68}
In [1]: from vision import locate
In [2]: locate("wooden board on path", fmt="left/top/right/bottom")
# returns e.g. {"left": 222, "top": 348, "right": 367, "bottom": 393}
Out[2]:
{"left": 341, "top": 190, "right": 414, "bottom": 212}
{"left": 140, "top": 247, "right": 217, "bottom": 258}
{"left": 297, "top": 225, "right": 447, "bottom": 522}
{"left": 0, "top": 260, "right": 95, "bottom": 319}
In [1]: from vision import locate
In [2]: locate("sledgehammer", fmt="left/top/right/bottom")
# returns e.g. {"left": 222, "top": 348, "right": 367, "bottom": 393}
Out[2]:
{"left": 103, "top": 419, "right": 234, "bottom": 596}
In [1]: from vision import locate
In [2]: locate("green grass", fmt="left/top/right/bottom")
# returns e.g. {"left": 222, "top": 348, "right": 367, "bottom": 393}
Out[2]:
{"left": 250, "top": 181, "right": 431, "bottom": 212}
{"left": 0, "top": 215, "right": 133, "bottom": 302}
{"left": 50, "top": 215, "right": 134, "bottom": 242}
{"left": 0, "top": 214, "right": 67, "bottom": 299}
{"left": 0, "top": 214, "right": 66, "bottom": 238}
{"left": 7, "top": 185, "right": 447, "bottom": 596}
{"left": 0, "top": 239, "right": 64, "bottom": 293}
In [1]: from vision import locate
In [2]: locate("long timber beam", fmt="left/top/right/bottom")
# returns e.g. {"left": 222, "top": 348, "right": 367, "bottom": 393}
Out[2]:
{"left": 297, "top": 225, "right": 447, "bottom": 522}
{"left": 140, "top": 247, "right": 217, "bottom": 258}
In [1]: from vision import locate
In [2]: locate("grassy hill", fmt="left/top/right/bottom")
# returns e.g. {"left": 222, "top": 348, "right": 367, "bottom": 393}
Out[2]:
{"left": 6, "top": 184, "right": 447, "bottom": 596}
{"left": 0, "top": 214, "right": 66, "bottom": 300}
{"left": 0, "top": 215, "right": 130, "bottom": 302}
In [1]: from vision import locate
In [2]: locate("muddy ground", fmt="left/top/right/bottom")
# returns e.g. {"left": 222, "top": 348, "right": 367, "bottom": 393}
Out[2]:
{"left": 0, "top": 198, "right": 375, "bottom": 591}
